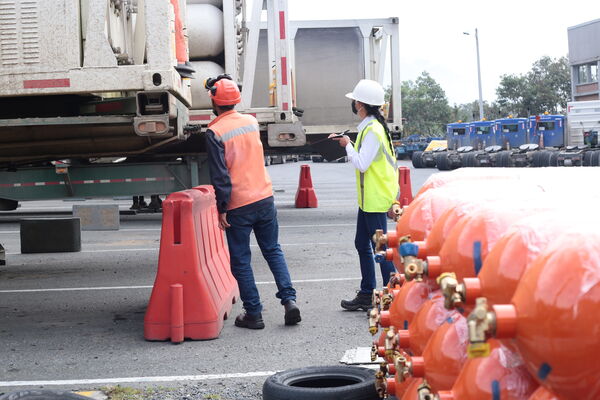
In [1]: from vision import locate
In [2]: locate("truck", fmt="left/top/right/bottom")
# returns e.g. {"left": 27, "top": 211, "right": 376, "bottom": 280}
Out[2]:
{"left": 412, "top": 100, "right": 600, "bottom": 170}
{"left": 0, "top": 1, "right": 402, "bottom": 211}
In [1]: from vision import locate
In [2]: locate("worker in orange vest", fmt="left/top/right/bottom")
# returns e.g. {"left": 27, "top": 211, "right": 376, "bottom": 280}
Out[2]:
{"left": 204, "top": 75, "right": 300, "bottom": 329}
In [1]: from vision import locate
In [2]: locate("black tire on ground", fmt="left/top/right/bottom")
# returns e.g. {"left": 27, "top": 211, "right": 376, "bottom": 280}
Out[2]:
{"left": 531, "top": 151, "right": 542, "bottom": 168}
{"left": 499, "top": 151, "right": 512, "bottom": 167}
{"left": 262, "top": 366, "right": 378, "bottom": 400}
{"left": 436, "top": 153, "right": 451, "bottom": 170}
{"left": 584, "top": 151, "right": 594, "bottom": 166}
{"left": 549, "top": 151, "right": 559, "bottom": 167}
{"left": 0, "top": 391, "right": 90, "bottom": 400}
{"left": 461, "top": 153, "right": 476, "bottom": 168}
{"left": 411, "top": 151, "right": 424, "bottom": 168}
{"left": 593, "top": 150, "right": 600, "bottom": 166}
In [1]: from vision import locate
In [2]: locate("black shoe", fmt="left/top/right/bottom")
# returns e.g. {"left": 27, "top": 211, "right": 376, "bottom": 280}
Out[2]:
{"left": 234, "top": 312, "right": 265, "bottom": 329}
{"left": 283, "top": 300, "right": 301, "bottom": 326}
{"left": 341, "top": 292, "right": 372, "bottom": 311}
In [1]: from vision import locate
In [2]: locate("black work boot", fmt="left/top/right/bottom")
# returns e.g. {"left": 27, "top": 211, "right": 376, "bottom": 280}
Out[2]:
{"left": 234, "top": 312, "right": 265, "bottom": 330}
{"left": 341, "top": 291, "right": 372, "bottom": 311}
{"left": 283, "top": 300, "right": 301, "bottom": 326}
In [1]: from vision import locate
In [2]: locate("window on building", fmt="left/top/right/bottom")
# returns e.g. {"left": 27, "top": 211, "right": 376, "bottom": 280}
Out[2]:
{"left": 476, "top": 126, "right": 491, "bottom": 134}
{"left": 502, "top": 124, "right": 519, "bottom": 133}
{"left": 577, "top": 63, "right": 599, "bottom": 84}
{"left": 537, "top": 122, "right": 555, "bottom": 131}
{"left": 452, "top": 128, "right": 466, "bottom": 135}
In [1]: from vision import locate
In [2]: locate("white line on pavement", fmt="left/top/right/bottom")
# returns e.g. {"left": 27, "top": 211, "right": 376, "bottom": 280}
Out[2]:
{"left": 0, "top": 223, "right": 357, "bottom": 235}
{"left": 0, "top": 371, "right": 279, "bottom": 388}
{"left": 0, "top": 277, "right": 360, "bottom": 294}
{"left": 5, "top": 242, "right": 340, "bottom": 255}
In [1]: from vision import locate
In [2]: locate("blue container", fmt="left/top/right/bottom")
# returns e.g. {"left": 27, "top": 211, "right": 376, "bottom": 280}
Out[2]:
{"left": 446, "top": 122, "right": 470, "bottom": 149}
{"left": 469, "top": 121, "right": 495, "bottom": 149}
{"left": 528, "top": 115, "right": 565, "bottom": 148}
{"left": 494, "top": 118, "right": 528, "bottom": 149}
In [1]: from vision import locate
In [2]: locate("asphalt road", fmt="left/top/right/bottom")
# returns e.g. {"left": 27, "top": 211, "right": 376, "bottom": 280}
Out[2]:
{"left": 0, "top": 160, "right": 436, "bottom": 399}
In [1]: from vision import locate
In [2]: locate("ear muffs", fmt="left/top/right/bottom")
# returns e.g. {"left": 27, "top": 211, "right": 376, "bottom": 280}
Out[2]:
{"left": 204, "top": 74, "right": 241, "bottom": 97}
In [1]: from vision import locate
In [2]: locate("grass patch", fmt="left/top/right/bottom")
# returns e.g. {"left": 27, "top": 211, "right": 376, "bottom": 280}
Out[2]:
{"left": 101, "top": 386, "right": 143, "bottom": 400}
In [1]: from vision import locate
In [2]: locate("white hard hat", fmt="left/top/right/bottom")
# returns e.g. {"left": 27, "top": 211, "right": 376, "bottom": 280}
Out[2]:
{"left": 345, "top": 79, "right": 385, "bottom": 106}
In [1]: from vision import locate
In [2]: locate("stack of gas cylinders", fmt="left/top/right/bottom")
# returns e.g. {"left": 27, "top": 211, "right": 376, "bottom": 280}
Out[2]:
{"left": 369, "top": 167, "right": 600, "bottom": 400}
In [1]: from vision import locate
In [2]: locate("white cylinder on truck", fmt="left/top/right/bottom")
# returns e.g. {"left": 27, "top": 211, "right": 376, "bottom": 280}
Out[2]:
{"left": 186, "top": 4, "right": 225, "bottom": 59}
{"left": 190, "top": 61, "right": 225, "bottom": 109}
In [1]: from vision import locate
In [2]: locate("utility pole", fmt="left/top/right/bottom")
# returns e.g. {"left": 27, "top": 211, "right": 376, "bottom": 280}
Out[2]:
{"left": 464, "top": 29, "right": 484, "bottom": 120}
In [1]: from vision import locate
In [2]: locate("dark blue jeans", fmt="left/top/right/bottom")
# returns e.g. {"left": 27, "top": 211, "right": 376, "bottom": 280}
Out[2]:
{"left": 355, "top": 208, "right": 397, "bottom": 295}
{"left": 225, "top": 201, "right": 296, "bottom": 315}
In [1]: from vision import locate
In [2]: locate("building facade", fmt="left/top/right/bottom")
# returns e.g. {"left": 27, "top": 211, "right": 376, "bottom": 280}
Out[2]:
{"left": 568, "top": 19, "right": 600, "bottom": 101}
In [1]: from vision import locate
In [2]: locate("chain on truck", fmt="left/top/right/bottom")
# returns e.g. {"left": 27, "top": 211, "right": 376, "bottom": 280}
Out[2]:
{"left": 0, "top": 0, "right": 402, "bottom": 211}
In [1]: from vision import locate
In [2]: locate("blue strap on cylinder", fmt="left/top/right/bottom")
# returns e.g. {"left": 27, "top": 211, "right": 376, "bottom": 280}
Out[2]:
{"left": 473, "top": 241, "right": 483, "bottom": 275}
{"left": 400, "top": 242, "right": 419, "bottom": 257}
{"left": 538, "top": 362, "right": 552, "bottom": 380}
{"left": 491, "top": 380, "right": 500, "bottom": 400}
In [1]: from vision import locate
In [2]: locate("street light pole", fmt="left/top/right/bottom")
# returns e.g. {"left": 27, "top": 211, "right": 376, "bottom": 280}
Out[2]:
{"left": 464, "top": 29, "right": 484, "bottom": 120}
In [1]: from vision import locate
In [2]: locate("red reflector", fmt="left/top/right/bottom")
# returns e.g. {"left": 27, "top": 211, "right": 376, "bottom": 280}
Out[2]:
{"left": 190, "top": 115, "right": 212, "bottom": 121}
{"left": 96, "top": 102, "right": 124, "bottom": 113}
{"left": 23, "top": 78, "right": 71, "bottom": 89}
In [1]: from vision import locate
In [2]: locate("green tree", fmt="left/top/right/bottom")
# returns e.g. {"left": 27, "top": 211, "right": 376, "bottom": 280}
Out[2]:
{"left": 401, "top": 71, "right": 452, "bottom": 136}
{"left": 496, "top": 56, "right": 571, "bottom": 117}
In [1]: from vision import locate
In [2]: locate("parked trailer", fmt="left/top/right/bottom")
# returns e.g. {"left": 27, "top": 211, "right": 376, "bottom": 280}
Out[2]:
{"left": 0, "top": 2, "right": 402, "bottom": 206}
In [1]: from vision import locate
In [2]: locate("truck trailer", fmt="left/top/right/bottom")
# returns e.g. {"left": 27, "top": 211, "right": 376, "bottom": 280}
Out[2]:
{"left": 0, "top": 1, "right": 402, "bottom": 209}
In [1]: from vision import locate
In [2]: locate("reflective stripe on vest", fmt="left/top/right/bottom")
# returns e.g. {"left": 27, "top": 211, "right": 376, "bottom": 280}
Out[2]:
{"left": 355, "top": 120, "right": 398, "bottom": 212}
{"left": 209, "top": 111, "right": 273, "bottom": 211}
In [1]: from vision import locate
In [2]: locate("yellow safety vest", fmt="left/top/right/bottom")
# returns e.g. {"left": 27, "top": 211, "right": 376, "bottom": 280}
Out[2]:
{"left": 355, "top": 120, "right": 398, "bottom": 212}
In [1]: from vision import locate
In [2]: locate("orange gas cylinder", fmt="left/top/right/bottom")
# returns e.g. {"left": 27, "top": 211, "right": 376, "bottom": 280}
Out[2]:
{"left": 387, "top": 374, "right": 415, "bottom": 398}
{"left": 414, "top": 168, "right": 528, "bottom": 197}
{"left": 455, "top": 213, "right": 597, "bottom": 309}
{"left": 406, "top": 200, "right": 560, "bottom": 284}
{"left": 393, "top": 292, "right": 457, "bottom": 356}
{"left": 396, "top": 314, "right": 468, "bottom": 392}
{"left": 468, "top": 231, "right": 600, "bottom": 400}
{"left": 379, "top": 279, "right": 435, "bottom": 331}
{"left": 429, "top": 340, "right": 537, "bottom": 400}
{"left": 400, "top": 378, "right": 424, "bottom": 400}
{"left": 528, "top": 386, "right": 560, "bottom": 400}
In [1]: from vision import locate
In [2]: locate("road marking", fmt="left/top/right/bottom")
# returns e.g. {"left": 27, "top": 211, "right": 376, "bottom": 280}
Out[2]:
{"left": 5, "top": 242, "right": 342, "bottom": 255}
{"left": 0, "top": 277, "right": 360, "bottom": 294}
{"left": 0, "top": 371, "right": 279, "bottom": 387}
{"left": 0, "top": 223, "right": 357, "bottom": 235}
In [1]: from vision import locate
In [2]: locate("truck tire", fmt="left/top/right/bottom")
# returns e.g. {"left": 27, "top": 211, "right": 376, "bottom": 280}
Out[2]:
{"left": 262, "top": 366, "right": 378, "bottom": 400}
{"left": 531, "top": 151, "right": 542, "bottom": 168}
{"left": 0, "top": 391, "right": 90, "bottom": 400}
{"left": 461, "top": 153, "right": 476, "bottom": 168}
{"left": 436, "top": 153, "right": 451, "bottom": 171}
{"left": 411, "top": 151, "right": 424, "bottom": 168}
{"left": 584, "top": 151, "right": 594, "bottom": 166}
{"left": 549, "top": 151, "right": 559, "bottom": 167}
{"left": 499, "top": 151, "right": 512, "bottom": 167}
{"left": 593, "top": 150, "right": 600, "bottom": 166}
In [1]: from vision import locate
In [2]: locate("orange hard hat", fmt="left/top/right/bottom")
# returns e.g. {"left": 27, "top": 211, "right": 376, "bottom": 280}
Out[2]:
{"left": 205, "top": 74, "right": 241, "bottom": 106}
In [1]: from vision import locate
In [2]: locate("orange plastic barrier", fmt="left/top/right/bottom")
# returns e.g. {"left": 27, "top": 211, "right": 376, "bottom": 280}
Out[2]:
{"left": 144, "top": 186, "right": 238, "bottom": 342}
{"left": 398, "top": 166, "right": 413, "bottom": 206}
{"left": 295, "top": 164, "right": 318, "bottom": 208}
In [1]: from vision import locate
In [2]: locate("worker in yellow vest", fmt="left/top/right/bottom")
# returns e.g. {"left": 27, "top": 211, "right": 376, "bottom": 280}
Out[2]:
{"left": 331, "top": 79, "right": 399, "bottom": 311}
{"left": 204, "top": 74, "right": 300, "bottom": 329}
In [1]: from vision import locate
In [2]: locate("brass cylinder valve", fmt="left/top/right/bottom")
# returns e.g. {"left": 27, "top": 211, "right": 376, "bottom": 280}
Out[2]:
{"left": 369, "top": 308, "right": 381, "bottom": 336}
{"left": 437, "top": 272, "right": 466, "bottom": 310}
{"left": 467, "top": 297, "right": 495, "bottom": 358}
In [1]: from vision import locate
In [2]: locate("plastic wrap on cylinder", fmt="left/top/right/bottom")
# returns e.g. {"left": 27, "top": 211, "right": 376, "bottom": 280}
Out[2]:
{"left": 187, "top": 4, "right": 224, "bottom": 59}
{"left": 504, "top": 229, "right": 600, "bottom": 400}
{"left": 445, "top": 340, "right": 537, "bottom": 399}
{"left": 528, "top": 386, "right": 560, "bottom": 400}
{"left": 189, "top": 61, "right": 225, "bottom": 109}
{"left": 474, "top": 212, "right": 600, "bottom": 306}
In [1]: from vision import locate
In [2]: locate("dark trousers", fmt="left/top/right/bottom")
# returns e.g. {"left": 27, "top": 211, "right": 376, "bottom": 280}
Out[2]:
{"left": 225, "top": 201, "right": 296, "bottom": 315}
{"left": 355, "top": 208, "right": 396, "bottom": 295}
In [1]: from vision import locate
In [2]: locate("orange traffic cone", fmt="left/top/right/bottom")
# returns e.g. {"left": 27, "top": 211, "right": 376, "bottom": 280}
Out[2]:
{"left": 295, "top": 164, "right": 318, "bottom": 208}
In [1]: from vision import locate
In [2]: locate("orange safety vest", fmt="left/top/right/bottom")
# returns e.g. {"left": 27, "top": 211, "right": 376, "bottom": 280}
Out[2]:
{"left": 209, "top": 110, "right": 273, "bottom": 211}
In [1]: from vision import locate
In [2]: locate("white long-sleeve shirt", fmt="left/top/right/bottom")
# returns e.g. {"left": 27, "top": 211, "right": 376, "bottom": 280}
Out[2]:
{"left": 345, "top": 116, "right": 380, "bottom": 173}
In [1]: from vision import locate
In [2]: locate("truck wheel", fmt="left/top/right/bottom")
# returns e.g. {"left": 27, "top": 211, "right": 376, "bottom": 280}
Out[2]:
{"left": 549, "top": 151, "right": 559, "bottom": 167}
{"left": 0, "top": 391, "right": 90, "bottom": 400}
{"left": 531, "top": 151, "right": 542, "bottom": 168}
{"left": 412, "top": 151, "right": 424, "bottom": 168}
{"left": 436, "top": 153, "right": 450, "bottom": 170}
{"left": 499, "top": 151, "right": 512, "bottom": 167}
{"left": 461, "top": 153, "right": 476, "bottom": 168}
{"left": 262, "top": 366, "right": 378, "bottom": 400}
{"left": 593, "top": 150, "right": 600, "bottom": 166}
{"left": 584, "top": 151, "right": 594, "bottom": 166}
